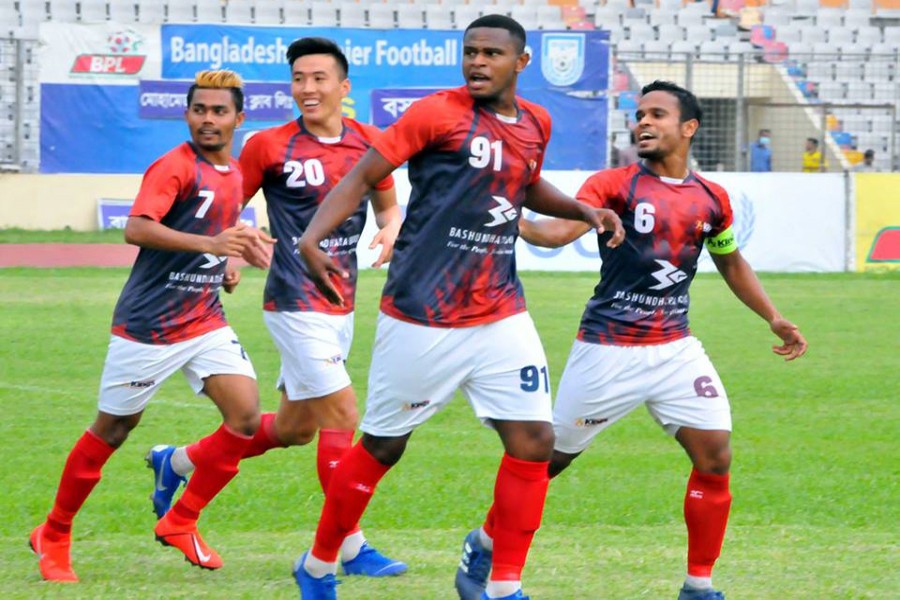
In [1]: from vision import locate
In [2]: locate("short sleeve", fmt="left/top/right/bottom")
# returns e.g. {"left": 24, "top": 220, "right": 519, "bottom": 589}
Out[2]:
{"left": 575, "top": 170, "right": 623, "bottom": 212}
{"left": 238, "top": 131, "right": 268, "bottom": 200}
{"left": 372, "top": 94, "right": 451, "bottom": 167}
{"left": 354, "top": 122, "right": 395, "bottom": 192}
{"left": 709, "top": 185, "right": 734, "bottom": 236}
{"left": 131, "top": 151, "right": 190, "bottom": 222}
{"left": 527, "top": 104, "right": 552, "bottom": 185}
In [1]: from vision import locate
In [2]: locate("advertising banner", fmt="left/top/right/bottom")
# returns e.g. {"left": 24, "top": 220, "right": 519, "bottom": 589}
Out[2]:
{"left": 855, "top": 173, "right": 900, "bottom": 271}
{"left": 40, "top": 23, "right": 610, "bottom": 174}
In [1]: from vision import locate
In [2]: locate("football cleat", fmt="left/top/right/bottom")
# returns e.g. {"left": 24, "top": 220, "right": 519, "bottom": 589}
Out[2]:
{"left": 341, "top": 542, "right": 407, "bottom": 577}
{"left": 455, "top": 528, "right": 493, "bottom": 600}
{"left": 145, "top": 445, "right": 187, "bottom": 519}
{"left": 154, "top": 513, "right": 223, "bottom": 570}
{"left": 29, "top": 524, "right": 78, "bottom": 582}
{"left": 480, "top": 591, "right": 530, "bottom": 600}
{"left": 677, "top": 584, "right": 725, "bottom": 599}
{"left": 294, "top": 552, "right": 340, "bottom": 600}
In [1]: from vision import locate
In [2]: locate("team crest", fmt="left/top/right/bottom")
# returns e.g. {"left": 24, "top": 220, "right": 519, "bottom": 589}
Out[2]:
{"left": 541, "top": 34, "right": 585, "bottom": 87}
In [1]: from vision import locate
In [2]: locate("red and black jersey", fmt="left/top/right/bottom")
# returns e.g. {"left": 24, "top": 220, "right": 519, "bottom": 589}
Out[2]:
{"left": 111, "top": 142, "right": 242, "bottom": 344}
{"left": 576, "top": 162, "right": 734, "bottom": 345}
{"left": 374, "top": 86, "right": 551, "bottom": 327}
{"left": 240, "top": 117, "right": 393, "bottom": 315}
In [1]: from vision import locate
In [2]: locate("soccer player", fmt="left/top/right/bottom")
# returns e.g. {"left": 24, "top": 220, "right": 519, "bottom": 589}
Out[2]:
{"left": 516, "top": 80, "right": 809, "bottom": 599}
{"left": 28, "top": 70, "right": 274, "bottom": 582}
{"left": 147, "top": 37, "right": 405, "bottom": 577}
{"left": 292, "top": 15, "right": 624, "bottom": 600}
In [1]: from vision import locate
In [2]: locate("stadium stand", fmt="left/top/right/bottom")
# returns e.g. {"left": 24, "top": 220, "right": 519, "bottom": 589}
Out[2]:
{"left": 1, "top": 0, "right": 898, "bottom": 172}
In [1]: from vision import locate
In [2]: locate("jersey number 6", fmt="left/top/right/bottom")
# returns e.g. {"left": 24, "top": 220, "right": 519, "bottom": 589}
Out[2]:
{"left": 634, "top": 202, "right": 656, "bottom": 233}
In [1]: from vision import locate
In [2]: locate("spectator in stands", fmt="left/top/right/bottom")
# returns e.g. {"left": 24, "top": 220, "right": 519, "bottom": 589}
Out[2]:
{"left": 614, "top": 131, "right": 640, "bottom": 167}
{"left": 802, "top": 138, "right": 825, "bottom": 172}
{"left": 749, "top": 129, "right": 772, "bottom": 172}
{"left": 854, "top": 149, "right": 878, "bottom": 172}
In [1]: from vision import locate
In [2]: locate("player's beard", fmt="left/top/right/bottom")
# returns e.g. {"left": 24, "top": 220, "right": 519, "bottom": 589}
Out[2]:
{"left": 196, "top": 140, "right": 227, "bottom": 152}
{"left": 637, "top": 147, "right": 666, "bottom": 161}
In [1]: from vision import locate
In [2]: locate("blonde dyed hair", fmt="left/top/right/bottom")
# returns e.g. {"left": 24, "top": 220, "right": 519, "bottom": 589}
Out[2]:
{"left": 194, "top": 69, "right": 244, "bottom": 89}
{"left": 187, "top": 69, "right": 245, "bottom": 112}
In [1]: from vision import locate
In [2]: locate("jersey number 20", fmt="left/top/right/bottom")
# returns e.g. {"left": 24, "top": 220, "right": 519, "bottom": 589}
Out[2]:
{"left": 284, "top": 159, "right": 326, "bottom": 188}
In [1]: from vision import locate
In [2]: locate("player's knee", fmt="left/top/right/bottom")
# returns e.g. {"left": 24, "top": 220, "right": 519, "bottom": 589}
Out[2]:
{"left": 695, "top": 444, "right": 731, "bottom": 475}
{"left": 361, "top": 433, "right": 408, "bottom": 467}
{"left": 225, "top": 409, "right": 260, "bottom": 437}
{"left": 92, "top": 413, "right": 141, "bottom": 448}
{"left": 277, "top": 421, "right": 317, "bottom": 447}
{"left": 548, "top": 450, "right": 580, "bottom": 478}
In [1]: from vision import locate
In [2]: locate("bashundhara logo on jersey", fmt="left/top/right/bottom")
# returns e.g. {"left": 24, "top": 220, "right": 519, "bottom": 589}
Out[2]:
{"left": 541, "top": 33, "right": 585, "bottom": 87}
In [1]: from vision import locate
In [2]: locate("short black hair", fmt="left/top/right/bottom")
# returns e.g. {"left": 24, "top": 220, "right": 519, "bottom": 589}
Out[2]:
{"left": 640, "top": 80, "right": 702, "bottom": 125}
{"left": 286, "top": 37, "right": 349, "bottom": 78}
{"left": 464, "top": 14, "right": 527, "bottom": 54}
{"left": 864, "top": 149, "right": 875, "bottom": 158}
{"left": 807, "top": 137, "right": 819, "bottom": 147}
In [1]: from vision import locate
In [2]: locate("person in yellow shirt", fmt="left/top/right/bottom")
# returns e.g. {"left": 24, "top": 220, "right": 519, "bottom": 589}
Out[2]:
{"left": 802, "top": 137, "right": 826, "bottom": 172}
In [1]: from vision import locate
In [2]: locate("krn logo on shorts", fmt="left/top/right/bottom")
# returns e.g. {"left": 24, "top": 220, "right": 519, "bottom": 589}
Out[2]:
{"left": 541, "top": 34, "right": 585, "bottom": 87}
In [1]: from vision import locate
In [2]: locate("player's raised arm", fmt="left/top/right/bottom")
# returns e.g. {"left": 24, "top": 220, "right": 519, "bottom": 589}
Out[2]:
{"left": 369, "top": 185, "right": 402, "bottom": 268}
{"left": 524, "top": 177, "right": 625, "bottom": 247}
{"left": 710, "top": 249, "right": 808, "bottom": 361}
{"left": 297, "top": 147, "right": 396, "bottom": 305}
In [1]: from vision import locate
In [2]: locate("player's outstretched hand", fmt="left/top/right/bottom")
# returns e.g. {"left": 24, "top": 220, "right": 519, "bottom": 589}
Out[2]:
{"left": 241, "top": 227, "right": 277, "bottom": 270}
{"left": 369, "top": 218, "right": 401, "bottom": 268}
{"left": 223, "top": 265, "right": 241, "bottom": 294}
{"left": 588, "top": 207, "right": 626, "bottom": 248}
{"left": 209, "top": 222, "right": 259, "bottom": 258}
{"left": 770, "top": 317, "right": 808, "bottom": 361}
{"left": 297, "top": 237, "right": 347, "bottom": 307}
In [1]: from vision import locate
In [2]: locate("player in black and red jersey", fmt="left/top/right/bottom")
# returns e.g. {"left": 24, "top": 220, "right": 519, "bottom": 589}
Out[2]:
{"left": 149, "top": 37, "right": 405, "bottom": 578}
{"left": 292, "top": 15, "right": 624, "bottom": 600}
{"left": 518, "top": 80, "right": 808, "bottom": 600}
{"left": 30, "top": 70, "right": 274, "bottom": 582}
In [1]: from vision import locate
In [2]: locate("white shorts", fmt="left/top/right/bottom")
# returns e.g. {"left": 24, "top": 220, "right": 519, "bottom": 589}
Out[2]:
{"left": 263, "top": 310, "right": 354, "bottom": 401}
{"left": 361, "top": 311, "right": 552, "bottom": 437}
{"left": 553, "top": 337, "right": 731, "bottom": 454}
{"left": 97, "top": 326, "right": 256, "bottom": 416}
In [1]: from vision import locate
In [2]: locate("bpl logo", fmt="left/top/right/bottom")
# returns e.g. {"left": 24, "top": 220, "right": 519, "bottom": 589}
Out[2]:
{"left": 71, "top": 29, "right": 147, "bottom": 76}
{"left": 541, "top": 34, "right": 585, "bottom": 87}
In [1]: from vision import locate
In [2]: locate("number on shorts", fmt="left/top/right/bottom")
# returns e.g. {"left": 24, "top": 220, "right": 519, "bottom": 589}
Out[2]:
{"left": 693, "top": 376, "right": 719, "bottom": 398}
{"left": 520, "top": 365, "right": 549, "bottom": 393}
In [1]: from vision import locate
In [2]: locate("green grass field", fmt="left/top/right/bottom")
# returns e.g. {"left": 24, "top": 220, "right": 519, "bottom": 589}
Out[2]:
{"left": 0, "top": 267, "right": 897, "bottom": 599}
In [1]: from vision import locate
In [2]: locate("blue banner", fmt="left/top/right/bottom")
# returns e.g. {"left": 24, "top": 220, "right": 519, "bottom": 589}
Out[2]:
{"left": 42, "top": 25, "right": 610, "bottom": 174}
{"left": 139, "top": 79, "right": 293, "bottom": 120}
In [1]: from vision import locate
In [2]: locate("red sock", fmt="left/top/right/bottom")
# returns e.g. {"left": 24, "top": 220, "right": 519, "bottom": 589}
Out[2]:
{"left": 483, "top": 503, "right": 497, "bottom": 540}
{"left": 317, "top": 430, "right": 361, "bottom": 536}
{"left": 45, "top": 430, "right": 115, "bottom": 541}
{"left": 311, "top": 442, "right": 390, "bottom": 562}
{"left": 241, "top": 413, "right": 283, "bottom": 459}
{"left": 491, "top": 454, "right": 550, "bottom": 581}
{"left": 169, "top": 424, "right": 252, "bottom": 523}
{"left": 684, "top": 468, "right": 732, "bottom": 577}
